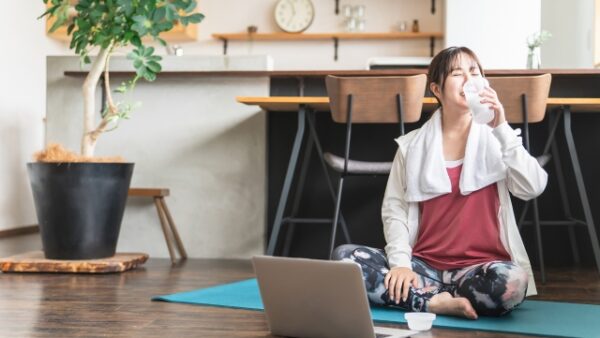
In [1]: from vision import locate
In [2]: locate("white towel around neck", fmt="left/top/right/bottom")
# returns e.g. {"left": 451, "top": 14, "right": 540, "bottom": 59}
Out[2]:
{"left": 403, "top": 108, "right": 507, "bottom": 202}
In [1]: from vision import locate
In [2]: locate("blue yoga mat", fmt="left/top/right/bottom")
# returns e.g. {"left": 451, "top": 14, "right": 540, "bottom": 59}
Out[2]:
{"left": 153, "top": 278, "right": 600, "bottom": 338}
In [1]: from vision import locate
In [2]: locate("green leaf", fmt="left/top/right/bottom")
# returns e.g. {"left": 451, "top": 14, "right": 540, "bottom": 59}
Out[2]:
{"left": 143, "top": 71, "right": 157, "bottom": 82}
{"left": 184, "top": 0, "right": 197, "bottom": 13}
{"left": 144, "top": 46, "right": 154, "bottom": 57}
{"left": 135, "top": 65, "right": 147, "bottom": 77}
{"left": 131, "top": 35, "right": 142, "bottom": 47}
{"left": 154, "top": 6, "right": 166, "bottom": 21}
{"left": 155, "top": 21, "right": 173, "bottom": 32}
{"left": 116, "top": 0, "right": 134, "bottom": 15}
{"left": 146, "top": 61, "right": 161, "bottom": 73}
{"left": 164, "top": 4, "right": 176, "bottom": 21}
{"left": 38, "top": 4, "right": 57, "bottom": 20}
{"left": 155, "top": 37, "right": 167, "bottom": 46}
{"left": 115, "top": 82, "right": 128, "bottom": 94}
{"left": 110, "top": 26, "right": 123, "bottom": 36}
{"left": 101, "top": 39, "right": 113, "bottom": 49}
{"left": 185, "top": 13, "right": 204, "bottom": 24}
{"left": 132, "top": 14, "right": 151, "bottom": 36}
{"left": 127, "top": 49, "right": 139, "bottom": 59}
{"left": 48, "top": 12, "right": 67, "bottom": 33}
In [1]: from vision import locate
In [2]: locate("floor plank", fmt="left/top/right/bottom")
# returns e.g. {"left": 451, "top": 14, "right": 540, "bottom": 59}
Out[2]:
{"left": 0, "top": 258, "right": 598, "bottom": 337}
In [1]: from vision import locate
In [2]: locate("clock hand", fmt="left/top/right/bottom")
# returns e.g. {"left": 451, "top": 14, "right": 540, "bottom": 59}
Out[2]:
{"left": 287, "top": 0, "right": 296, "bottom": 25}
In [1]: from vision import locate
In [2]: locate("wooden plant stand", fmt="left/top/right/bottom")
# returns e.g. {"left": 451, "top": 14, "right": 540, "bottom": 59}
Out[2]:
{"left": 0, "top": 251, "right": 148, "bottom": 273}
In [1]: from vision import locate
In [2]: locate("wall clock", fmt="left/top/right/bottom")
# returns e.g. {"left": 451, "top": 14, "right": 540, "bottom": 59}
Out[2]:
{"left": 274, "top": 0, "right": 315, "bottom": 33}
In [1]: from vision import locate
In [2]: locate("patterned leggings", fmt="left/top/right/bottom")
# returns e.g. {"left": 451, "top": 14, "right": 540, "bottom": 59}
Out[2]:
{"left": 332, "top": 244, "right": 529, "bottom": 316}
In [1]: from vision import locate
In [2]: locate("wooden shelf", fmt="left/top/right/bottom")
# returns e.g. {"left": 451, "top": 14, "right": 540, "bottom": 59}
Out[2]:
{"left": 212, "top": 32, "right": 444, "bottom": 61}
{"left": 212, "top": 32, "right": 443, "bottom": 41}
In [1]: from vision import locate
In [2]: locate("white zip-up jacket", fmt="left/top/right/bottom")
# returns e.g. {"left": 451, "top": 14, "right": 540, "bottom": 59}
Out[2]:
{"left": 381, "top": 120, "right": 548, "bottom": 296}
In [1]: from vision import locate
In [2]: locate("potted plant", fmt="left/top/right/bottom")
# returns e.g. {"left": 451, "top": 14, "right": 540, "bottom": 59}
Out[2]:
{"left": 30, "top": 0, "right": 204, "bottom": 259}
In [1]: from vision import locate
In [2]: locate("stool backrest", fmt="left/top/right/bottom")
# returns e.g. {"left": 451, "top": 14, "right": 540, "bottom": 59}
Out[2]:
{"left": 325, "top": 75, "right": 427, "bottom": 124}
{"left": 487, "top": 74, "right": 552, "bottom": 123}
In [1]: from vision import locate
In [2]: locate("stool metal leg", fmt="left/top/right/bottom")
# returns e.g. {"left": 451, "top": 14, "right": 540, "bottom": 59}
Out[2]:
{"left": 549, "top": 110, "right": 580, "bottom": 264}
{"left": 563, "top": 107, "right": 600, "bottom": 274}
{"left": 552, "top": 144, "right": 580, "bottom": 264}
{"left": 517, "top": 201, "right": 530, "bottom": 231}
{"left": 267, "top": 106, "right": 307, "bottom": 255}
{"left": 159, "top": 197, "right": 187, "bottom": 259}
{"left": 551, "top": 141, "right": 580, "bottom": 264}
{"left": 282, "top": 133, "right": 314, "bottom": 256}
{"left": 329, "top": 177, "right": 345, "bottom": 259}
{"left": 307, "top": 110, "right": 352, "bottom": 244}
{"left": 532, "top": 197, "right": 546, "bottom": 283}
{"left": 155, "top": 197, "right": 177, "bottom": 264}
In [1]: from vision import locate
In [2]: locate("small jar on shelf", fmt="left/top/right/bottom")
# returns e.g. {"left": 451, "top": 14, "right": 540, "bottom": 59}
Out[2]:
{"left": 412, "top": 19, "right": 420, "bottom": 33}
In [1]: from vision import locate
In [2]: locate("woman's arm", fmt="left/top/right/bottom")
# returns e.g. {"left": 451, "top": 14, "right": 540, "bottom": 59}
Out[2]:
{"left": 381, "top": 149, "right": 414, "bottom": 269}
{"left": 492, "top": 122, "right": 548, "bottom": 200}
{"left": 480, "top": 86, "right": 548, "bottom": 200}
{"left": 382, "top": 149, "right": 420, "bottom": 303}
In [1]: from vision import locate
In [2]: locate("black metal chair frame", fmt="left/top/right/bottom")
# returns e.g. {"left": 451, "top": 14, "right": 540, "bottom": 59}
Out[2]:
{"left": 328, "top": 93, "right": 406, "bottom": 258}
{"left": 517, "top": 95, "right": 600, "bottom": 283}
{"left": 266, "top": 104, "right": 353, "bottom": 256}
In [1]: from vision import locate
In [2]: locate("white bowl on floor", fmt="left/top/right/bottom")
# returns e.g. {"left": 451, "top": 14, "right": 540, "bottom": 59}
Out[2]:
{"left": 404, "top": 312, "right": 436, "bottom": 331}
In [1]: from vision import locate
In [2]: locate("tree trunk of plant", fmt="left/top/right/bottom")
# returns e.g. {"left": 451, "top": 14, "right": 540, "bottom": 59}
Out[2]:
{"left": 81, "top": 47, "right": 112, "bottom": 157}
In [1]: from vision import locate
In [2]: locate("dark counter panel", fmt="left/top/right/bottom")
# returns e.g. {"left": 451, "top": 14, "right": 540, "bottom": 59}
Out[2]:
{"left": 266, "top": 76, "right": 600, "bottom": 268}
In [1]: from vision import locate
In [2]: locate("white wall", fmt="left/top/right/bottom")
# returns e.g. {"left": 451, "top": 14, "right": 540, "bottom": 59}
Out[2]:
{"left": 445, "top": 0, "right": 541, "bottom": 69}
{"left": 184, "top": 0, "right": 445, "bottom": 69}
{"left": 541, "top": 0, "right": 595, "bottom": 68}
{"left": 595, "top": 0, "right": 600, "bottom": 67}
{"left": 0, "top": 2, "right": 67, "bottom": 234}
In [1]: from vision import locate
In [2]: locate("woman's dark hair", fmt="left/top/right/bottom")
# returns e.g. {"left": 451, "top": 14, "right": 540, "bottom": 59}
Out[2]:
{"left": 427, "top": 46, "right": 485, "bottom": 103}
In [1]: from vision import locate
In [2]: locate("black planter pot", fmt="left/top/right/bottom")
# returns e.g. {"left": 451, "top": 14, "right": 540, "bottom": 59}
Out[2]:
{"left": 27, "top": 162, "right": 134, "bottom": 260}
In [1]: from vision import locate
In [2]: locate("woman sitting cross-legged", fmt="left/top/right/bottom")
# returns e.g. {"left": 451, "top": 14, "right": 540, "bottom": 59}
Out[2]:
{"left": 332, "top": 46, "right": 547, "bottom": 319}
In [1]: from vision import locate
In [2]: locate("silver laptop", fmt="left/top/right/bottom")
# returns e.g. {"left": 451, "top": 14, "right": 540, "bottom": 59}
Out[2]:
{"left": 252, "top": 255, "right": 417, "bottom": 338}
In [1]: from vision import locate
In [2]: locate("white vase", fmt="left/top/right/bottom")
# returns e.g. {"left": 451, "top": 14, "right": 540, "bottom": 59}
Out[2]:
{"left": 527, "top": 47, "right": 541, "bottom": 69}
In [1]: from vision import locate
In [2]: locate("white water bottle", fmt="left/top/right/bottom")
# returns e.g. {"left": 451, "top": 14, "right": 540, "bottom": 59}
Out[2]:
{"left": 463, "top": 77, "right": 495, "bottom": 124}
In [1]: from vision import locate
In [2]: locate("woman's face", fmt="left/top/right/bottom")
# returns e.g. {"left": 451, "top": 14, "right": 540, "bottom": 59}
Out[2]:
{"left": 433, "top": 53, "right": 483, "bottom": 112}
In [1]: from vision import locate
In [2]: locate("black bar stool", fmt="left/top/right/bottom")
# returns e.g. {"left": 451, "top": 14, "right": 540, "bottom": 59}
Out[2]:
{"left": 324, "top": 75, "right": 427, "bottom": 258}
{"left": 490, "top": 74, "right": 600, "bottom": 283}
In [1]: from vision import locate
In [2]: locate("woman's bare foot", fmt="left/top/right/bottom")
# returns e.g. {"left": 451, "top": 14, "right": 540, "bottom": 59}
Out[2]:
{"left": 428, "top": 292, "right": 478, "bottom": 319}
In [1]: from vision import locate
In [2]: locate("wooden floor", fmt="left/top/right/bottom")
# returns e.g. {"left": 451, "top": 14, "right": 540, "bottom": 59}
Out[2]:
{"left": 0, "top": 258, "right": 598, "bottom": 338}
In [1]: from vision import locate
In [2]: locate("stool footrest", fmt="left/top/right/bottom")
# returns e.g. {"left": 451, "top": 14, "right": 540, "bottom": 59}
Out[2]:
{"left": 128, "top": 188, "right": 170, "bottom": 197}
{"left": 521, "top": 218, "right": 587, "bottom": 226}
{"left": 282, "top": 218, "right": 333, "bottom": 224}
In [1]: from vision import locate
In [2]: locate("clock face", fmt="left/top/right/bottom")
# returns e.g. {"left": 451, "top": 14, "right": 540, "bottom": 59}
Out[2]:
{"left": 274, "top": 0, "right": 315, "bottom": 33}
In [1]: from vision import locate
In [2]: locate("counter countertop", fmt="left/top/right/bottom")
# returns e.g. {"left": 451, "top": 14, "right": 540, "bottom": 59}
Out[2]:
{"left": 64, "top": 68, "right": 600, "bottom": 78}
